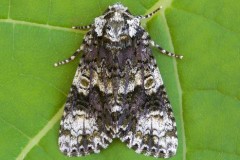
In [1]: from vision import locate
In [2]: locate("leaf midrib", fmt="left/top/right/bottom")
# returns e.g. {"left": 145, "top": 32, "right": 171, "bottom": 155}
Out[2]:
{"left": 157, "top": 0, "right": 186, "bottom": 160}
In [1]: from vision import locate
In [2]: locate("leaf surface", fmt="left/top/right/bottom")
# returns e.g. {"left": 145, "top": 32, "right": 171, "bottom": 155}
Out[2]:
{"left": 0, "top": 0, "right": 239, "bottom": 160}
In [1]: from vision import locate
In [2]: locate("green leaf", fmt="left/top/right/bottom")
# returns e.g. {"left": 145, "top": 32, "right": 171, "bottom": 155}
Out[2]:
{"left": 0, "top": 0, "right": 239, "bottom": 160}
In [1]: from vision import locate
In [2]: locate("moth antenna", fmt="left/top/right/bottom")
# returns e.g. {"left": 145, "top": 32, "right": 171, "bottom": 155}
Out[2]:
{"left": 72, "top": 24, "right": 93, "bottom": 30}
{"left": 136, "top": 6, "right": 162, "bottom": 19}
{"left": 150, "top": 40, "right": 183, "bottom": 59}
{"left": 54, "top": 46, "right": 83, "bottom": 67}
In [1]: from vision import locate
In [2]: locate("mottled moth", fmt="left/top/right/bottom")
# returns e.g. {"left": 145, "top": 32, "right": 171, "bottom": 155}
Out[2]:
{"left": 55, "top": 3, "right": 183, "bottom": 158}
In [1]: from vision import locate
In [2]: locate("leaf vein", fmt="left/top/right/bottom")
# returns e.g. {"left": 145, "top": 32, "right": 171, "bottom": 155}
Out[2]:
{"left": 8, "top": 0, "right": 11, "bottom": 18}
{"left": 0, "top": 116, "right": 30, "bottom": 139}
{"left": 148, "top": 0, "right": 187, "bottom": 160}
{"left": 16, "top": 106, "right": 64, "bottom": 160}
{"left": 0, "top": 19, "right": 86, "bottom": 34}
{"left": 190, "top": 148, "right": 240, "bottom": 158}
{"left": 173, "top": 7, "right": 240, "bottom": 38}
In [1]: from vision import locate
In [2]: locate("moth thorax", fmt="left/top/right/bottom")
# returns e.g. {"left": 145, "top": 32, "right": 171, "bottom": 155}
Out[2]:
{"left": 110, "top": 12, "right": 124, "bottom": 22}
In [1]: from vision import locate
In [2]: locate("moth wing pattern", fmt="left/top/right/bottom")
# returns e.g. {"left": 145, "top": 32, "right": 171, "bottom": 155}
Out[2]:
{"left": 58, "top": 58, "right": 113, "bottom": 156}
{"left": 56, "top": 2, "right": 182, "bottom": 159}
{"left": 117, "top": 30, "right": 178, "bottom": 158}
{"left": 118, "top": 63, "right": 178, "bottom": 158}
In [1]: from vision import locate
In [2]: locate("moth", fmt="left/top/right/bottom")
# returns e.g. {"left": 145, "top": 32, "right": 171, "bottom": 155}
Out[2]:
{"left": 55, "top": 3, "right": 182, "bottom": 158}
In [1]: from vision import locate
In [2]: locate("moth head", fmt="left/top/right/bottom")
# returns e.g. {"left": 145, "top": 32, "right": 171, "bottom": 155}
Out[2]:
{"left": 108, "top": 3, "right": 128, "bottom": 12}
{"left": 94, "top": 3, "right": 140, "bottom": 42}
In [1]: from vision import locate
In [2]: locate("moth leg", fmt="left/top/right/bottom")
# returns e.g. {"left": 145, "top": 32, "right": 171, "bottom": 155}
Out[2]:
{"left": 72, "top": 24, "right": 93, "bottom": 30}
{"left": 136, "top": 6, "right": 162, "bottom": 19}
{"left": 150, "top": 40, "right": 183, "bottom": 59}
{"left": 54, "top": 45, "right": 83, "bottom": 67}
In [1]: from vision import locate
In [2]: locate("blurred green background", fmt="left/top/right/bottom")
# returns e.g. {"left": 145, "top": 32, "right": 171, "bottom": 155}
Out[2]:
{"left": 0, "top": 0, "right": 239, "bottom": 160}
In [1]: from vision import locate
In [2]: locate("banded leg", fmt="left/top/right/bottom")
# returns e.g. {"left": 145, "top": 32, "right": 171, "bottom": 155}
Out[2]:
{"left": 150, "top": 41, "right": 183, "bottom": 59}
{"left": 72, "top": 24, "right": 93, "bottom": 30}
{"left": 54, "top": 46, "right": 83, "bottom": 67}
{"left": 136, "top": 6, "right": 162, "bottom": 19}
